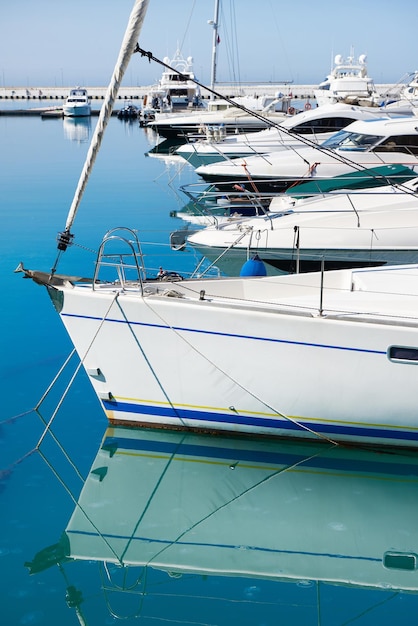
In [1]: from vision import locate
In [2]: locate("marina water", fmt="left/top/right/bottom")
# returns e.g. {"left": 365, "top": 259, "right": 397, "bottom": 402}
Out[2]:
{"left": 1, "top": 108, "right": 418, "bottom": 625}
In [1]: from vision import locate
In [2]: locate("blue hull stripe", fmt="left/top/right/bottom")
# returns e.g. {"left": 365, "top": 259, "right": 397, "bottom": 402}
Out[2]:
{"left": 103, "top": 399, "right": 418, "bottom": 444}
{"left": 62, "top": 312, "right": 386, "bottom": 355}
{"left": 101, "top": 435, "right": 418, "bottom": 477}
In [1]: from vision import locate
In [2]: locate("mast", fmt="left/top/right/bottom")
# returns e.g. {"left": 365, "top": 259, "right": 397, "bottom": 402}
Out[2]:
{"left": 208, "top": 0, "right": 220, "bottom": 99}
{"left": 57, "top": 0, "right": 150, "bottom": 252}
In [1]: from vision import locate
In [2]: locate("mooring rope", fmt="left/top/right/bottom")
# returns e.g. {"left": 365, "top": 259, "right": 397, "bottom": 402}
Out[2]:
{"left": 34, "top": 348, "right": 77, "bottom": 411}
{"left": 36, "top": 292, "right": 119, "bottom": 449}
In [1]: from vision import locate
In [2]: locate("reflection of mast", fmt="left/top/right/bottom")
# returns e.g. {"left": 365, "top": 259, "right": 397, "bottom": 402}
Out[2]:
{"left": 208, "top": 0, "right": 220, "bottom": 98}
{"left": 25, "top": 542, "right": 89, "bottom": 626}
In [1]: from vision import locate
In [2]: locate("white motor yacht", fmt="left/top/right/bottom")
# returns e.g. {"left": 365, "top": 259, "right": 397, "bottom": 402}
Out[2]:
{"left": 62, "top": 87, "right": 91, "bottom": 117}
{"left": 195, "top": 116, "right": 418, "bottom": 192}
{"left": 147, "top": 93, "right": 291, "bottom": 139}
{"left": 314, "top": 53, "right": 381, "bottom": 107}
{"left": 142, "top": 49, "right": 202, "bottom": 116}
{"left": 175, "top": 103, "right": 401, "bottom": 167}
{"left": 186, "top": 176, "right": 418, "bottom": 275}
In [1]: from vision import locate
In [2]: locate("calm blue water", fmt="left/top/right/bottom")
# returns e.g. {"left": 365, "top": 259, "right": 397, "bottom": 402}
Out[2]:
{"left": 1, "top": 105, "right": 418, "bottom": 625}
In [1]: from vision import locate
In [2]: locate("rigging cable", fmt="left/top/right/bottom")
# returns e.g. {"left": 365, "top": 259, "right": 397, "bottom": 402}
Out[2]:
{"left": 178, "top": 0, "right": 197, "bottom": 54}
{"left": 114, "top": 297, "right": 189, "bottom": 428}
{"left": 35, "top": 292, "right": 119, "bottom": 449}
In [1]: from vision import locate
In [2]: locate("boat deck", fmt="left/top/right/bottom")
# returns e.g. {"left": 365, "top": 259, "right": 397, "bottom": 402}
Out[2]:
{"left": 84, "top": 264, "right": 418, "bottom": 324}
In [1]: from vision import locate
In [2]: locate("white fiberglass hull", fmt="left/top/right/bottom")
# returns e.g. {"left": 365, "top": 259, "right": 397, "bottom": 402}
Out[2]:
{"left": 195, "top": 147, "right": 418, "bottom": 189}
{"left": 176, "top": 131, "right": 334, "bottom": 168}
{"left": 175, "top": 103, "right": 390, "bottom": 167}
{"left": 63, "top": 104, "right": 91, "bottom": 117}
{"left": 188, "top": 243, "right": 418, "bottom": 276}
{"left": 46, "top": 265, "right": 418, "bottom": 449}
{"left": 195, "top": 116, "right": 418, "bottom": 190}
{"left": 149, "top": 109, "right": 287, "bottom": 139}
{"left": 187, "top": 195, "right": 418, "bottom": 274}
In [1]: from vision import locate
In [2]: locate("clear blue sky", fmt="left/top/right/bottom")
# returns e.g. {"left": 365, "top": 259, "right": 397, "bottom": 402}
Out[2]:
{"left": 1, "top": 0, "right": 417, "bottom": 88}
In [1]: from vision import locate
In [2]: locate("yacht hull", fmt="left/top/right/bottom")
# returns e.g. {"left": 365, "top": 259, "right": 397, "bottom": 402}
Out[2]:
{"left": 62, "top": 104, "right": 91, "bottom": 117}
{"left": 45, "top": 266, "right": 418, "bottom": 449}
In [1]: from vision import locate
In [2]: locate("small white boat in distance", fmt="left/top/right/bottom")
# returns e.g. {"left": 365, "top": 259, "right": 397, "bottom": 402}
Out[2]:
{"left": 315, "top": 53, "right": 381, "bottom": 107}
{"left": 62, "top": 87, "right": 91, "bottom": 117}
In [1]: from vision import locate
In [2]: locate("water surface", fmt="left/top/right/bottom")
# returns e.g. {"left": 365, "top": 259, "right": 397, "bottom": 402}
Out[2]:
{"left": 1, "top": 107, "right": 418, "bottom": 625}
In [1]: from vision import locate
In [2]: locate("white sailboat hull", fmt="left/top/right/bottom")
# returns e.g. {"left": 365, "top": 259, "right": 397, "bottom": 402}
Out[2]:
{"left": 47, "top": 265, "right": 418, "bottom": 449}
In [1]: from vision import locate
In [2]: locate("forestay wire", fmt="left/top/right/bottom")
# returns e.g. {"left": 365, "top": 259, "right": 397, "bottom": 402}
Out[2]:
{"left": 51, "top": 0, "right": 150, "bottom": 274}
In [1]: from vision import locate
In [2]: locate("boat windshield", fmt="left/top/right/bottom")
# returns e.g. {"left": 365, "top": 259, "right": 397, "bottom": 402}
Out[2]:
{"left": 321, "top": 129, "right": 382, "bottom": 151}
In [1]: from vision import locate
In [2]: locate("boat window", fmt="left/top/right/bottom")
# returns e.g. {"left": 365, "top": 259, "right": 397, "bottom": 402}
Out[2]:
{"left": 388, "top": 346, "right": 418, "bottom": 363}
{"left": 321, "top": 130, "right": 381, "bottom": 151}
{"left": 374, "top": 134, "right": 418, "bottom": 155}
{"left": 384, "top": 552, "right": 417, "bottom": 571}
{"left": 169, "top": 89, "right": 189, "bottom": 97}
{"left": 290, "top": 117, "right": 358, "bottom": 135}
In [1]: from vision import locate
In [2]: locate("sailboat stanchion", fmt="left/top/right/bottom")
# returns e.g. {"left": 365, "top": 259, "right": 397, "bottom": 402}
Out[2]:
{"left": 319, "top": 258, "right": 325, "bottom": 316}
{"left": 295, "top": 226, "right": 300, "bottom": 274}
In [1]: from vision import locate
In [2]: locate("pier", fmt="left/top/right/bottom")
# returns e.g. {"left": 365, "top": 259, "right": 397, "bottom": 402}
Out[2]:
{"left": 0, "top": 83, "right": 394, "bottom": 117}
{"left": 0, "top": 84, "right": 318, "bottom": 102}
{"left": 0, "top": 84, "right": 318, "bottom": 118}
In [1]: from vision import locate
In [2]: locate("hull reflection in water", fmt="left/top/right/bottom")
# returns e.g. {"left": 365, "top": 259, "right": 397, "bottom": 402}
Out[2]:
{"left": 63, "top": 116, "right": 92, "bottom": 144}
{"left": 27, "top": 428, "right": 418, "bottom": 622}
